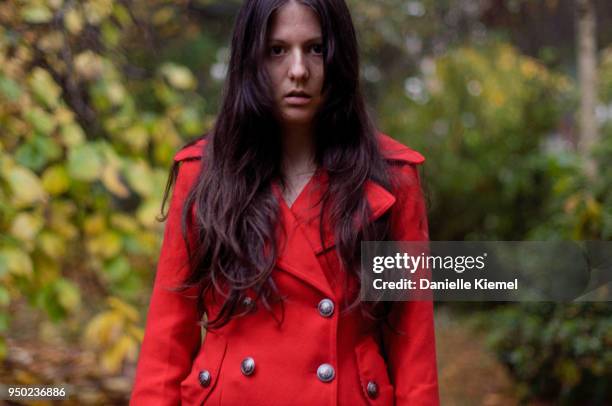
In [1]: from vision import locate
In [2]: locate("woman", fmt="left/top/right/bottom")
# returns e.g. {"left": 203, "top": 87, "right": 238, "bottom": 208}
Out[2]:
{"left": 130, "top": 0, "right": 439, "bottom": 404}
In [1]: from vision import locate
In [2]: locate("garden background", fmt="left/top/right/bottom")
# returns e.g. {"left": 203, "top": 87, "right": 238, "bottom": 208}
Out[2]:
{"left": 0, "top": 0, "right": 610, "bottom": 404}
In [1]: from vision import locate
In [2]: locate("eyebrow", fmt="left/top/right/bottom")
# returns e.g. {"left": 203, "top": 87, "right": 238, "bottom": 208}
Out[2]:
{"left": 268, "top": 37, "right": 323, "bottom": 44}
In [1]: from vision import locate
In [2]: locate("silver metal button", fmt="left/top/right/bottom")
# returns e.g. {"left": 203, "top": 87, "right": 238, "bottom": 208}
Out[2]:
{"left": 316, "top": 363, "right": 335, "bottom": 382}
{"left": 367, "top": 380, "right": 378, "bottom": 398}
{"left": 241, "top": 356, "right": 255, "bottom": 376}
{"left": 318, "top": 298, "right": 334, "bottom": 317}
{"left": 198, "top": 370, "right": 211, "bottom": 387}
{"left": 242, "top": 296, "right": 254, "bottom": 308}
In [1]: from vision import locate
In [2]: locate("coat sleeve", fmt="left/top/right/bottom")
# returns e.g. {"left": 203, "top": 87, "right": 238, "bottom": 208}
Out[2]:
{"left": 382, "top": 163, "right": 440, "bottom": 405}
{"left": 130, "top": 158, "right": 202, "bottom": 405}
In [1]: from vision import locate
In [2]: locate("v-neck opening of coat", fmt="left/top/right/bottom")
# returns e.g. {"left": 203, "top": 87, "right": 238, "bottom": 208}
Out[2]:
{"left": 277, "top": 168, "right": 321, "bottom": 213}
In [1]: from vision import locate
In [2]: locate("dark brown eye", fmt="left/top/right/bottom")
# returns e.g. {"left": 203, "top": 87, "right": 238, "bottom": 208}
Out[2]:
{"left": 311, "top": 44, "right": 323, "bottom": 55}
{"left": 270, "top": 45, "right": 284, "bottom": 56}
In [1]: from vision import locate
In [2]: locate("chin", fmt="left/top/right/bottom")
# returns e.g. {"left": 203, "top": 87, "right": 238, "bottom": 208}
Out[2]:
{"left": 281, "top": 112, "right": 315, "bottom": 126}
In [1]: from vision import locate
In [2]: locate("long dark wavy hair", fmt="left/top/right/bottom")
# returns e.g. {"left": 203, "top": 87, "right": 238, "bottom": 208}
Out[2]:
{"left": 162, "top": 0, "right": 394, "bottom": 330}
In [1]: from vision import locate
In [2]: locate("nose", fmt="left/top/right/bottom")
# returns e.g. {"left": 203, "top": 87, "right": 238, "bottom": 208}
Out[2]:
{"left": 288, "top": 50, "right": 309, "bottom": 82}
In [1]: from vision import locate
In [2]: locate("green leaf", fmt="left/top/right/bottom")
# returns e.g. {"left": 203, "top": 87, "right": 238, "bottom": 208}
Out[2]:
{"left": 15, "top": 135, "right": 62, "bottom": 171}
{"left": 0, "top": 286, "right": 10, "bottom": 307}
{"left": 104, "top": 257, "right": 130, "bottom": 283}
{"left": 55, "top": 279, "right": 81, "bottom": 312}
{"left": 60, "top": 122, "right": 86, "bottom": 146}
{"left": 21, "top": 5, "right": 54, "bottom": 24}
{"left": 0, "top": 75, "right": 23, "bottom": 101}
{"left": 0, "top": 337, "right": 6, "bottom": 359}
{"left": 0, "top": 313, "right": 8, "bottom": 332}
{"left": 28, "top": 68, "right": 62, "bottom": 109}
{"left": 123, "top": 160, "right": 154, "bottom": 197}
{"left": 67, "top": 143, "right": 104, "bottom": 181}
{"left": 24, "top": 107, "right": 57, "bottom": 136}
{"left": 15, "top": 142, "right": 47, "bottom": 171}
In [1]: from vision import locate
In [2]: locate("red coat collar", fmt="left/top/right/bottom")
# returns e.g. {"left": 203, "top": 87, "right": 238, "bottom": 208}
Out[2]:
{"left": 173, "top": 133, "right": 425, "bottom": 296}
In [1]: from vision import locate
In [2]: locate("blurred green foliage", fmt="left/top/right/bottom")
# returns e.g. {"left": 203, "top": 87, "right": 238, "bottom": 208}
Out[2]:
{"left": 380, "top": 42, "right": 575, "bottom": 240}
{"left": 0, "top": 0, "right": 610, "bottom": 402}
{"left": 473, "top": 303, "right": 611, "bottom": 404}
{"left": 0, "top": 0, "right": 212, "bottom": 373}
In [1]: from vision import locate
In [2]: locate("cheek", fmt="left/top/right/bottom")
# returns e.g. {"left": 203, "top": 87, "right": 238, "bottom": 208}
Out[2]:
{"left": 265, "top": 65, "right": 283, "bottom": 93}
{"left": 312, "top": 64, "right": 325, "bottom": 89}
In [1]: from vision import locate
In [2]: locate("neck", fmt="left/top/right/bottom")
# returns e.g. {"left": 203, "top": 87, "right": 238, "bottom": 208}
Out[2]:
{"left": 281, "top": 124, "right": 316, "bottom": 177}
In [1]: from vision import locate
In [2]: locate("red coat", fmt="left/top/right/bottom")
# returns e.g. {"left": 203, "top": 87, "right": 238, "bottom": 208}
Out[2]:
{"left": 130, "top": 133, "right": 439, "bottom": 405}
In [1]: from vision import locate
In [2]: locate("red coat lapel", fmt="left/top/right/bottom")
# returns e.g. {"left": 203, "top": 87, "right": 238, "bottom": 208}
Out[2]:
{"left": 272, "top": 171, "right": 396, "bottom": 297}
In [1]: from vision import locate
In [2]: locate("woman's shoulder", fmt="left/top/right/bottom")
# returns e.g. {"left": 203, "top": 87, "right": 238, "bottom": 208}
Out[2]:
{"left": 173, "top": 136, "right": 208, "bottom": 162}
{"left": 377, "top": 133, "right": 425, "bottom": 198}
{"left": 377, "top": 132, "right": 425, "bottom": 165}
{"left": 172, "top": 133, "right": 422, "bottom": 163}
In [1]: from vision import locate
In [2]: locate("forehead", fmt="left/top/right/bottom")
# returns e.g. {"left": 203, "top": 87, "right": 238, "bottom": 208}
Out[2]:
{"left": 267, "top": 1, "right": 322, "bottom": 41}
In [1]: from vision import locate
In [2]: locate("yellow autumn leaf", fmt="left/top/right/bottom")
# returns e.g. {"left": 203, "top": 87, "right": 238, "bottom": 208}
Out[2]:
{"left": 106, "top": 81, "right": 126, "bottom": 105}
{"left": 119, "top": 335, "right": 139, "bottom": 362}
{"left": 136, "top": 231, "right": 161, "bottom": 255}
{"left": 54, "top": 106, "right": 75, "bottom": 125}
{"left": 0, "top": 247, "right": 33, "bottom": 277}
{"left": 585, "top": 196, "right": 602, "bottom": 219}
{"left": 64, "top": 7, "right": 83, "bottom": 35}
{"left": 74, "top": 50, "right": 104, "bottom": 80}
{"left": 101, "top": 335, "right": 133, "bottom": 373}
{"left": 83, "top": 0, "right": 113, "bottom": 25}
{"left": 10, "top": 212, "right": 44, "bottom": 243}
{"left": 110, "top": 213, "right": 139, "bottom": 233}
{"left": 101, "top": 164, "right": 129, "bottom": 198}
{"left": 41, "top": 165, "right": 70, "bottom": 195}
{"left": 37, "top": 231, "right": 67, "bottom": 260}
{"left": 137, "top": 198, "right": 162, "bottom": 228}
{"left": 48, "top": 204, "right": 79, "bottom": 239}
{"left": 37, "top": 31, "right": 64, "bottom": 54}
{"left": 47, "top": 0, "right": 65, "bottom": 11}
{"left": 7, "top": 166, "right": 48, "bottom": 208}
{"left": 84, "top": 214, "right": 106, "bottom": 236}
{"left": 0, "top": 338, "right": 6, "bottom": 360}
{"left": 28, "top": 67, "right": 62, "bottom": 109}
{"left": 128, "top": 325, "right": 144, "bottom": 342}
{"left": 87, "top": 230, "right": 122, "bottom": 258}
{"left": 107, "top": 297, "right": 139, "bottom": 323}
{"left": 160, "top": 63, "right": 196, "bottom": 90}
{"left": 124, "top": 125, "right": 149, "bottom": 152}
{"left": 84, "top": 311, "right": 123, "bottom": 347}
{"left": 32, "top": 255, "right": 60, "bottom": 284}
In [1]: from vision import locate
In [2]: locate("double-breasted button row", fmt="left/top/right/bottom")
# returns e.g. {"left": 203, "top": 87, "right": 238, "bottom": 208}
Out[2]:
{"left": 317, "top": 298, "right": 334, "bottom": 317}
{"left": 200, "top": 362, "right": 343, "bottom": 386}
{"left": 198, "top": 356, "right": 256, "bottom": 387}
{"left": 316, "top": 363, "right": 335, "bottom": 382}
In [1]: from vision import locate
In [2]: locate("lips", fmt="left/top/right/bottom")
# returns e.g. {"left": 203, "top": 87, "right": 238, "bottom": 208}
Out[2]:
{"left": 285, "top": 90, "right": 311, "bottom": 106}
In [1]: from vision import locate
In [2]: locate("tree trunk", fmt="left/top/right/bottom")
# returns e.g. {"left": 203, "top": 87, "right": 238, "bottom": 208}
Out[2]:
{"left": 576, "top": 0, "right": 598, "bottom": 180}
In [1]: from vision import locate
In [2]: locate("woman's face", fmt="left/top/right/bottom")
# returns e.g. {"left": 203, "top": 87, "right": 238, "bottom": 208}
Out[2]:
{"left": 265, "top": 1, "right": 325, "bottom": 129}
